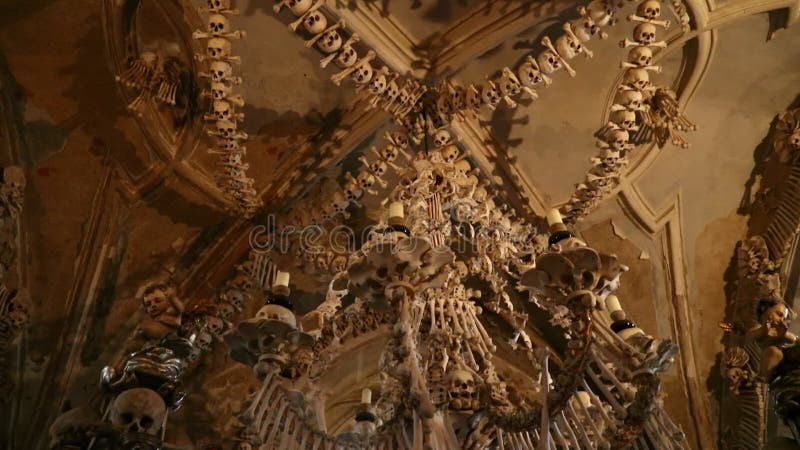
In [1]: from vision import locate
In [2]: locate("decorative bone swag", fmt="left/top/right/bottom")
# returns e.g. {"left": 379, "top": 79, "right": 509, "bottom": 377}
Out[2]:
{"left": 194, "top": 0, "right": 262, "bottom": 217}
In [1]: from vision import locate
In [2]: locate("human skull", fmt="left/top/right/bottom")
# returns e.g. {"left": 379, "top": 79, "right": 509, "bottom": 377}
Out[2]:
{"left": 194, "top": 330, "right": 213, "bottom": 351}
{"left": 790, "top": 129, "right": 800, "bottom": 149}
{"left": 368, "top": 72, "right": 388, "bottom": 95}
{"left": 556, "top": 33, "right": 583, "bottom": 60}
{"left": 383, "top": 80, "right": 399, "bottom": 103}
{"left": 287, "top": 0, "right": 313, "bottom": 15}
{"left": 585, "top": 0, "right": 615, "bottom": 27}
{"left": 634, "top": 23, "right": 657, "bottom": 45}
{"left": 481, "top": 83, "right": 501, "bottom": 108}
{"left": 216, "top": 119, "right": 237, "bottom": 138}
{"left": 344, "top": 181, "right": 363, "bottom": 201}
{"left": 390, "top": 130, "right": 409, "bottom": 149}
{"left": 447, "top": 370, "right": 477, "bottom": 411}
{"left": 217, "top": 301, "right": 235, "bottom": 319}
{"left": 518, "top": 60, "right": 545, "bottom": 87}
{"left": 450, "top": 86, "right": 466, "bottom": 110}
{"left": 610, "top": 110, "right": 638, "bottom": 131}
{"left": 433, "top": 130, "right": 452, "bottom": 148}
{"left": 628, "top": 46, "right": 653, "bottom": 67}
{"left": 370, "top": 160, "right": 388, "bottom": 177}
{"left": 331, "top": 255, "right": 348, "bottom": 273}
{"left": 637, "top": 0, "right": 662, "bottom": 19}
{"left": 726, "top": 367, "right": 747, "bottom": 393}
{"left": 499, "top": 69, "right": 522, "bottom": 96}
{"left": 335, "top": 45, "right": 358, "bottom": 68}
{"left": 206, "top": 0, "right": 232, "bottom": 12}
{"left": 209, "top": 61, "right": 234, "bottom": 82}
{"left": 303, "top": 11, "right": 327, "bottom": 35}
{"left": 206, "top": 315, "right": 224, "bottom": 335}
{"left": 572, "top": 16, "right": 600, "bottom": 41}
{"left": 623, "top": 68, "right": 650, "bottom": 90}
{"left": 207, "top": 14, "right": 229, "bottom": 34}
{"left": 213, "top": 100, "right": 233, "bottom": 120}
{"left": 222, "top": 287, "right": 245, "bottom": 309}
{"left": 210, "top": 82, "right": 231, "bottom": 100}
{"left": 604, "top": 129, "right": 630, "bottom": 151}
{"left": 615, "top": 90, "right": 644, "bottom": 111}
{"left": 357, "top": 171, "right": 376, "bottom": 189}
{"left": 109, "top": 388, "right": 166, "bottom": 435}
{"left": 317, "top": 29, "right": 342, "bottom": 53}
{"left": 379, "top": 146, "right": 399, "bottom": 162}
{"left": 440, "top": 145, "right": 459, "bottom": 164}
{"left": 207, "top": 38, "right": 232, "bottom": 59}
{"left": 351, "top": 62, "right": 374, "bottom": 85}
{"left": 466, "top": 85, "right": 482, "bottom": 110}
{"left": 537, "top": 50, "right": 562, "bottom": 74}
{"left": 256, "top": 304, "right": 297, "bottom": 328}
{"left": 436, "top": 95, "right": 454, "bottom": 119}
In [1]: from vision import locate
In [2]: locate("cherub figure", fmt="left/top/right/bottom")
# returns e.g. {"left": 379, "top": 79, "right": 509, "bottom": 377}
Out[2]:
{"left": 127, "top": 280, "right": 185, "bottom": 351}
{"left": 745, "top": 298, "right": 798, "bottom": 381}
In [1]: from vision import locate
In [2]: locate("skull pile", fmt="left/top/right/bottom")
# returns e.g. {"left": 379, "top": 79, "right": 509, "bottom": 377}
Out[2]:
{"left": 194, "top": 0, "right": 261, "bottom": 216}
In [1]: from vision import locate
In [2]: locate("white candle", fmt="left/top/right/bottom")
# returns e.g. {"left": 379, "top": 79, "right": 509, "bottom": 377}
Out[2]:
{"left": 274, "top": 271, "right": 290, "bottom": 288}
{"left": 361, "top": 388, "right": 372, "bottom": 404}
{"left": 546, "top": 208, "right": 563, "bottom": 226}
{"left": 605, "top": 295, "right": 622, "bottom": 314}
{"left": 389, "top": 202, "right": 404, "bottom": 219}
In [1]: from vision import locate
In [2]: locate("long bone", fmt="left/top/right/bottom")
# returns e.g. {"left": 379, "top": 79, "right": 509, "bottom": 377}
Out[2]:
{"left": 627, "top": 14, "right": 671, "bottom": 28}
{"left": 584, "top": 363, "right": 627, "bottom": 416}
{"left": 239, "top": 372, "right": 274, "bottom": 424}
{"left": 575, "top": 388, "right": 609, "bottom": 446}
{"left": 565, "top": 402, "right": 595, "bottom": 449}
{"left": 305, "top": 19, "right": 345, "bottom": 48}
{"left": 644, "top": 417, "right": 672, "bottom": 450}
{"left": 253, "top": 375, "right": 283, "bottom": 428}
{"left": 549, "top": 417, "right": 570, "bottom": 448}
{"left": 331, "top": 50, "right": 376, "bottom": 86}
{"left": 620, "top": 61, "right": 662, "bottom": 72}
{"left": 619, "top": 38, "right": 667, "bottom": 49}
{"left": 288, "top": 0, "right": 324, "bottom": 31}
{"left": 276, "top": 410, "right": 297, "bottom": 450}
{"left": 541, "top": 36, "right": 576, "bottom": 77}
{"left": 557, "top": 411, "right": 582, "bottom": 449}
{"left": 260, "top": 399, "right": 289, "bottom": 444}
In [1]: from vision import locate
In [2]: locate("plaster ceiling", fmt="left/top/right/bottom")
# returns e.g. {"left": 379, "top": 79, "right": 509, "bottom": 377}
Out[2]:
{"left": 2, "top": 0, "right": 800, "bottom": 448}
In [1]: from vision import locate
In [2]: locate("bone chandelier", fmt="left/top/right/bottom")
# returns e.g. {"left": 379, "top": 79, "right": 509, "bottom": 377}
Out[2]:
{"left": 44, "top": 0, "right": 698, "bottom": 448}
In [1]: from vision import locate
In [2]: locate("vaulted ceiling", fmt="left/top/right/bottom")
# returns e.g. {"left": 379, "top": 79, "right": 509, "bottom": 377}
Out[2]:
{"left": 1, "top": 0, "right": 800, "bottom": 448}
